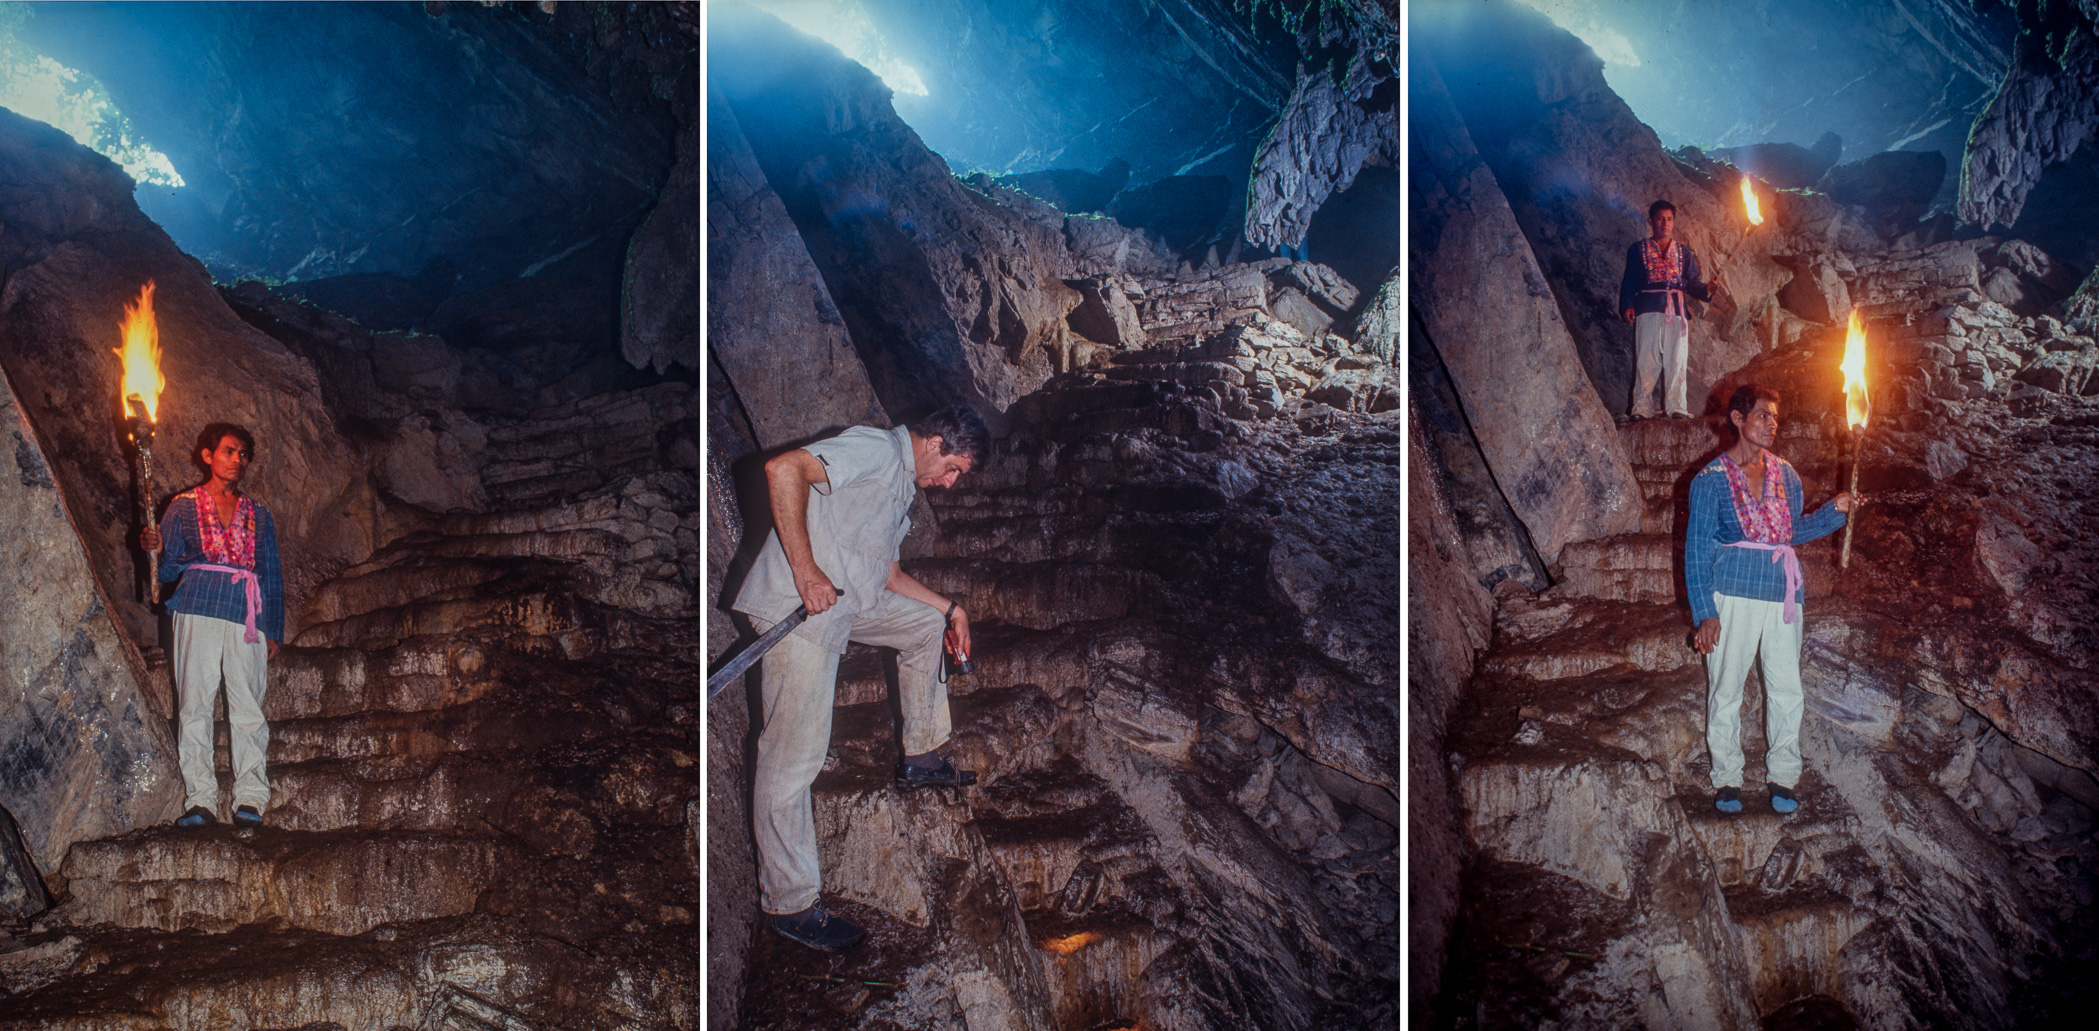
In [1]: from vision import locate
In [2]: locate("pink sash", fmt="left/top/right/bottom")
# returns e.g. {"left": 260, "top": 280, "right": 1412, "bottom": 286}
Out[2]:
{"left": 1723, "top": 542, "right": 1801, "bottom": 624}
{"left": 188, "top": 563, "right": 263, "bottom": 643}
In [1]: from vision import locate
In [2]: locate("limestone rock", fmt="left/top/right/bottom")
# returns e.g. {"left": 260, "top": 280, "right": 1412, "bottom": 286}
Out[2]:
{"left": 1245, "top": 56, "right": 1401, "bottom": 254}
{"left": 1960, "top": 27, "right": 2099, "bottom": 229}
{"left": 711, "top": 6, "right": 1070, "bottom": 420}
{"left": 1408, "top": 47, "right": 1642, "bottom": 562}
{"left": 703, "top": 84, "right": 888, "bottom": 445}
{"left": 622, "top": 121, "right": 699, "bottom": 375}
{"left": 0, "top": 804, "right": 53, "bottom": 921}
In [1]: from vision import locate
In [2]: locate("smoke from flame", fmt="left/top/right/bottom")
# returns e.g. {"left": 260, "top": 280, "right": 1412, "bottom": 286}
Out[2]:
{"left": 1842, "top": 309, "right": 1870, "bottom": 428}
{"left": 114, "top": 281, "right": 165, "bottom": 422}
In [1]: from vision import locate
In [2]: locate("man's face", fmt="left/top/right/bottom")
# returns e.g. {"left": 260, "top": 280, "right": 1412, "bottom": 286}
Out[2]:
{"left": 913, "top": 435, "right": 973, "bottom": 489}
{"left": 1734, "top": 400, "right": 1779, "bottom": 451}
{"left": 202, "top": 435, "right": 250, "bottom": 485}
{"left": 1649, "top": 208, "right": 1675, "bottom": 241}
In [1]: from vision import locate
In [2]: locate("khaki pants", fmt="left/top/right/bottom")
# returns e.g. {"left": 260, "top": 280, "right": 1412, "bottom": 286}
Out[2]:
{"left": 174, "top": 612, "right": 271, "bottom": 813}
{"left": 751, "top": 590, "right": 949, "bottom": 915}
{"left": 1704, "top": 593, "right": 1803, "bottom": 790}
{"left": 1633, "top": 311, "right": 1691, "bottom": 417}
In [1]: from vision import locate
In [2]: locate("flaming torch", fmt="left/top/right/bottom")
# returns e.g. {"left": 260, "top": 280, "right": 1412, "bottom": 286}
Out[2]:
{"left": 1740, "top": 174, "right": 1764, "bottom": 227}
{"left": 114, "top": 281, "right": 166, "bottom": 601}
{"left": 1838, "top": 309, "right": 1870, "bottom": 568}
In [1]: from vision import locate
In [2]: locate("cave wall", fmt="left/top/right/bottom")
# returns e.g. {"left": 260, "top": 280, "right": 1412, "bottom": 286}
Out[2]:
{"left": 1404, "top": 400, "right": 1494, "bottom": 1027}
{"left": 1405, "top": 44, "right": 1641, "bottom": 563}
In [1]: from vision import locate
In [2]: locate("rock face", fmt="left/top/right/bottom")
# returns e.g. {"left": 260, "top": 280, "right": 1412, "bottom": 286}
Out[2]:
{"left": 710, "top": 5, "right": 1075, "bottom": 422}
{"left": 1959, "top": 19, "right": 2099, "bottom": 230}
{"left": 0, "top": 375, "right": 179, "bottom": 873}
{"left": 1406, "top": 401, "right": 1495, "bottom": 1025}
{"left": 1245, "top": 51, "right": 1400, "bottom": 255}
{"left": 1407, "top": 47, "right": 1641, "bottom": 563}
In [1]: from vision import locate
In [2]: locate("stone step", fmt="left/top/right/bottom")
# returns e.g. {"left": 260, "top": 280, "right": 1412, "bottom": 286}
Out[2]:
{"left": 1480, "top": 599, "right": 1699, "bottom": 682}
{"left": 1725, "top": 885, "right": 1873, "bottom": 1014}
{"left": 1553, "top": 534, "right": 1680, "bottom": 605}
{"left": 57, "top": 829, "right": 513, "bottom": 935}
{"left": 1618, "top": 417, "right": 1726, "bottom": 467}
{"left": 258, "top": 695, "right": 620, "bottom": 765}
{"left": 1638, "top": 495, "right": 1681, "bottom": 536}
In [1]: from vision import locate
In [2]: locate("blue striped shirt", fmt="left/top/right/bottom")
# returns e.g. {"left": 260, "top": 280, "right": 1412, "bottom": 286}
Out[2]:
{"left": 157, "top": 493, "right": 286, "bottom": 642}
{"left": 1685, "top": 454, "right": 1847, "bottom": 625}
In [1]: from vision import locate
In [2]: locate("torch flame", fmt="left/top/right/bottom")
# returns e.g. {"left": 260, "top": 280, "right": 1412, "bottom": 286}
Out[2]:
{"left": 114, "top": 281, "right": 165, "bottom": 422}
{"left": 1841, "top": 309, "right": 1870, "bottom": 428}
{"left": 1044, "top": 931, "right": 1101, "bottom": 956}
{"left": 1740, "top": 175, "right": 1764, "bottom": 226}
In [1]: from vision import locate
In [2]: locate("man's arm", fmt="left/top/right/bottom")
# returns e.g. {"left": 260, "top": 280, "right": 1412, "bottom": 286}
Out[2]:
{"left": 885, "top": 562, "right": 970, "bottom": 660}
{"left": 1620, "top": 242, "right": 1642, "bottom": 321}
{"left": 765, "top": 448, "right": 838, "bottom": 614}
{"left": 1787, "top": 465, "right": 1854, "bottom": 544}
{"left": 1685, "top": 246, "right": 1717, "bottom": 303}
{"left": 1686, "top": 471, "right": 1724, "bottom": 652}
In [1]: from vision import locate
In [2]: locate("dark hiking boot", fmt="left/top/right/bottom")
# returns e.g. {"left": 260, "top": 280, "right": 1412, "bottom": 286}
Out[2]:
{"left": 233, "top": 805, "right": 264, "bottom": 827}
{"left": 1769, "top": 783, "right": 1799, "bottom": 814}
{"left": 894, "top": 755, "right": 978, "bottom": 790}
{"left": 174, "top": 806, "right": 217, "bottom": 828}
{"left": 1714, "top": 787, "right": 1743, "bottom": 814}
{"left": 772, "top": 903, "right": 866, "bottom": 953}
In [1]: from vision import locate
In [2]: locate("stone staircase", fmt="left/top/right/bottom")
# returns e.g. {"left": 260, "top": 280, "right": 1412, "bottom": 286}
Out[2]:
{"left": 0, "top": 384, "right": 698, "bottom": 1029}
{"left": 1439, "top": 411, "right": 2011, "bottom": 1027}
{"left": 727, "top": 377, "right": 1405, "bottom": 1029}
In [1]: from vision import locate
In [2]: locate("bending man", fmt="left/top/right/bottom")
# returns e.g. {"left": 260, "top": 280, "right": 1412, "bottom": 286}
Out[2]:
{"left": 141, "top": 423, "right": 286, "bottom": 828}
{"left": 1687, "top": 386, "right": 1857, "bottom": 814}
{"left": 1620, "top": 199, "right": 1722, "bottom": 420}
{"left": 732, "top": 404, "right": 990, "bottom": 952}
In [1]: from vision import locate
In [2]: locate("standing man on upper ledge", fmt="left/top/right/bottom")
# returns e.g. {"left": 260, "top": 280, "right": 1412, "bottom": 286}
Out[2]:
{"left": 1621, "top": 199, "right": 1725, "bottom": 420}
{"left": 732, "top": 404, "right": 991, "bottom": 954}
{"left": 1687, "top": 385, "right": 1858, "bottom": 816}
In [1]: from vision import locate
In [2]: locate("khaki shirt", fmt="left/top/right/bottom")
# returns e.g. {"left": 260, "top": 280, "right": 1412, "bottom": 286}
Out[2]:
{"left": 733, "top": 425, "right": 917, "bottom": 652}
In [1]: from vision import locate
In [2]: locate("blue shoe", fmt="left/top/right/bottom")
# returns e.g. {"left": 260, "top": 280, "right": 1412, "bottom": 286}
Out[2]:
{"left": 233, "top": 805, "right": 264, "bottom": 827}
{"left": 1770, "top": 784, "right": 1799, "bottom": 814}
{"left": 174, "top": 806, "right": 217, "bottom": 828}
{"left": 771, "top": 903, "right": 865, "bottom": 953}
{"left": 1714, "top": 787, "right": 1743, "bottom": 814}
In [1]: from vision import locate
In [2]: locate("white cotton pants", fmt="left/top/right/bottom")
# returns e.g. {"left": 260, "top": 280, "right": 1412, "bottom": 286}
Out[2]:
{"left": 174, "top": 612, "right": 271, "bottom": 814}
{"left": 1704, "top": 593, "right": 1804, "bottom": 790}
{"left": 1633, "top": 311, "right": 1692, "bottom": 417}
{"left": 751, "top": 590, "right": 950, "bottom": 915}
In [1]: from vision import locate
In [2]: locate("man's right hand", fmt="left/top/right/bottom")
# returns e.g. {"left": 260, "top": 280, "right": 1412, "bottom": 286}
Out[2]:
{"left": 1622, "top": 308, "right": 1636, "bottom": 324}
{"left": 140, "top": 527, "right": 161, "bottom": 551}
{"left": 794, "top": 567, "right": 839, "bottom": 614}
{"left": 1694, "top": 617, "right": 1721, "bottom": 655}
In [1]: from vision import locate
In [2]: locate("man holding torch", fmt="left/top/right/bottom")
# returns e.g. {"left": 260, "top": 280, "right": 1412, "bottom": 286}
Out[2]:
{"left": 730, "top": 404, "right": 990, "bottom": 953}
{"left": 139, "top": 424, "right": 286, "bottom": 829}
{"left": 1687, "top": 386, "right": 1859, "bottom": 816}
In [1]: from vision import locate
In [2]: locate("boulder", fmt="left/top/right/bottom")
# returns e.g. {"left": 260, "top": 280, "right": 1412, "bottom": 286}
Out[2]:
{"left": 1408, "top": 47, "right": 1641, "bottom": 562}
{"left": 702, "top": 84, "right": 888, "bottom": 445}
{"left": 1065, "top": 275, "right": 1147, "bottom": 349}
{"left": 710, "top": 5, "right": 1072, "bottom": 421}
{"left": 1778, "top": 258, "right": 1853, "bottom": 325}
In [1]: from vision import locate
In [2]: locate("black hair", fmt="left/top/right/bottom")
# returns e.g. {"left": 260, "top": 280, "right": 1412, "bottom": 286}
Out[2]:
{"left": 915, "top": 405, "right": 991, "bottom": 464}
{"left": 196, "top": 423, "right": 256, "bottom": 462}
{"left": 1726, "top": 384, "right": 1781, "bottom": 423}
{"left": 1648, "top": 199, "right": 1677, "bottom": 219}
